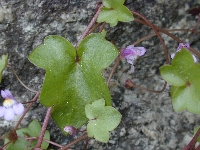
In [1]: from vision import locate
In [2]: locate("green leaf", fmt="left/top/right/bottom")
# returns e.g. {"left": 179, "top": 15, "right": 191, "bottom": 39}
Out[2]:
{"left": 4, "top": 119, "right": 50, "bottom": 150}
{"left": 97, "top": 0, "right": 134, "bottom": 26}
{"left": 85, "top": 99, "right": 122, "bottom": 143}
{"left": 101, "top": 29, "right": 107, "bottom": 38}
{"left": 0, "top": 54, "right": 8, "bottom": 83}
{"left": 160, "top": 49, "right": 200, "bottom": 114}
{"left": 28, "top": 33, "right": 118, "bottom": 134}
{"left": 194, "top": 126, "right": 200, "bottom": 142}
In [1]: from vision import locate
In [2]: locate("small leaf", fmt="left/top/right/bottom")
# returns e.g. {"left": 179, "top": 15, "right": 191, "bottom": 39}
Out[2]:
{"left": 4, "top": 119, "right": 50, "bottom": 150}
{"left": 0, "top": 54, "right": 8, "bottom": 83}
{"left": 28, "top": 33, "right": 118, "bottom": 134}
{"left": 97, "top": 0, "right": 134, "bottom": 26}
{"left": 160, "top": 49, "right": 200, "bottom": 114}
{"left": 85, "top": 99, "right": 122, "bottom": 143}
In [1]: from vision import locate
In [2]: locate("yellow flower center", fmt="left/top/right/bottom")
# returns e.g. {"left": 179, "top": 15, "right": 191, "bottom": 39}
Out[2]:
{"left": 3, "top": 99, "right": 15, "bottom": 108}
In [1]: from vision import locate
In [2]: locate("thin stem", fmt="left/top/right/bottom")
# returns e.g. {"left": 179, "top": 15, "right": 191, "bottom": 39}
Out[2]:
{"left": 99, "top": 22, "right": 106, "bottom": 32}
{"left": 106, "top": 56, "right": 120, "bottom": 85}
{"left": 132, "top": 11, "right": 170, "bottom": 64}
{"left": 1, "top": 141, "right": 11, "bottom": 150}
{"left": 24, "top": 137, "right": 63, "bottom": 148}
{"left": 35, "top": 107, "right": 53, "bottom": 148}
{"left": 127, "top": 79, "right": 167, "bottom": 93}
{"left": 155, "top": 22, "right": 200, "bottom": 58}
{"left": 88, "top": 23, "right": 101, "bottom": 34}
{"left": 196, "top": 144, "right": 200, "bottom": 150}
{"left": 134, "top": 18, "right": 200, "bottom": 58}
{"left": 192, "top": 14, "right": 200, "bottom": 31}
{"left": 166, "top": 28, "right": 200, "bottom": 34}
{"left": 133, "top": 33, "right": 157, "bottom": 46}
{"left": 43, "top": 138, "right": 63, "bottom": 148}
{"left": 134, "top": 18, "right": 182, "bottom": 43}
{"left": 182, "top": 128, "right": 200, "bottom": 150}
{"left": 133, "top": 28, "right": 200, "bottom": 46}
{"left": 76, "top": 5, "right": 103, "bottom": 47}
{"left": 84, "top": 137, "right": 90, "bottom": 150}
{"left": 58, "top": 133, "right": 88, "bottom": 150}
{"left": 9, "top": 65, "right": 38, "bottom": 93}
{"left": 14, "top": 92, "right": 40, "bottom": 130}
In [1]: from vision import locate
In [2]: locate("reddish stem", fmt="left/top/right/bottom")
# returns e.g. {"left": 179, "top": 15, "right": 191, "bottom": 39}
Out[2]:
{"left": 84, "top": 137, "right": 90, "bottom": 150}
{"left": 76, "top": 5, "right": 103, "bottom": 47}
{"left": 88, "top": 23, "right": 101, "bottom": 34}
{"left": 182, "top": 128, "right": 200, "bottom": 150}
{"left": 35, "top": 107, "right": 53, "bottom": 148}
{"left": 131, "top": 11, "right": 170, "bottom": 64}
{"left": 58, "top": 133, "right": 88, "bottom": 150}
{"left": 125, "top": 79, "right": 167, "bottom": 93}
{"left": 14, "top": 92, "right": 40, "bottom": 130}
{"left": 134, "top": 18, "right": 200, "bottom": 58}
{"left": 106, "top": 56, "right": 120, "bottom": 85}
{"left": 23, "top": 136, "right": 63, "bottom": 148}
{"left": 99, "top": 22, "right": 106, "bottom": 32}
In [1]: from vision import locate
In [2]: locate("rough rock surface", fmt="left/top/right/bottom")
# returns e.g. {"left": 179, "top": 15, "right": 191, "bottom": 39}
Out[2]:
{"left": 0, "top": 0, "right": 200, "bottom": 149}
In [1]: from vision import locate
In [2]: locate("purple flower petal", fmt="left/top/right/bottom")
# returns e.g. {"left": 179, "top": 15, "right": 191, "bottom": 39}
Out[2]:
{"left": 126, "top": 45, "right": 135, "bottom": 50}
{"left": 126, "top": 45, "right": 146, "bottom": 56}
{"left": 13, "top": 103, "right": 24, "bottom": 115}
{"left": 121, "top": 45, "right": 146, "bottom": 58}
{"left": 0, "top": 106, "right": 6, "bottom": 117}
{"left": 171, "top": 43, "right": 197, "bottom": 62}
{"left": 1, "top": 90, "right": 7, "bottom": 99}
{"left": 171, "top": 53, "right": 175, "bottom": 59}
{"left": 126, "top": 55, "right": 137, "bottom": 65}
{"left": 120, "top": 49, "right": 134, "bottom": 58}
{"left": 1, "top": 90, "right": 16, "bottom": 101}
{"left": 130, "top": 65, "right": 135, "bottom": 72}
{"left": 177, "top": 43, "right": 190, "bottom": 51}
{"left": 4, "top": 108, "right": 15, "bottom": 120}
{"left": 121, "top": 45, "right": 146, "bottom": 73}
{"left": 192, "top": 55, "right": 197, "bottom": 62}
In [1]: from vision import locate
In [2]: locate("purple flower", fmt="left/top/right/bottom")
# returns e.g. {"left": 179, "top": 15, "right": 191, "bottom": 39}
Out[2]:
{"left": 64, "top": 126, "right": 77, "bottom": 136}
{"left": 171, "top": 43, "right": 197, "bottom": 62}
{"left": 120, "top": 45, "right": 146, "bottom": 72}
{"left": 0, "top": 90, "right": 24, "bottom": 121}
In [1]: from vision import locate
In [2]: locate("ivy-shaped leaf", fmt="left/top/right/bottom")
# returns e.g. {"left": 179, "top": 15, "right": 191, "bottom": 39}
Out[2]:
{"left": 160, "top": 49, "right": 200, "bottom": 114}
{"left": 97, "top": 0, "right": 134, "bottom": 26}
{"left": 4, "top": 119, "right": 50, "bottom": 150}
{"left": 85, "top": 99, "right": 122, "bottom": 143}
{"left": 28, "top": 33, "right": 118, "bottom": 134}
{"left": 0, "top": 54, "right": 8, "bottom": 83}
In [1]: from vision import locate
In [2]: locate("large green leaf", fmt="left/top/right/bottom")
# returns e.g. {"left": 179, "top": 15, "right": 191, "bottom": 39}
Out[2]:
{"left": 5, "top": 119, "right": 50, "bottom": 150}
{"left": 28, "top": 33, "right": 118, "bottom": 133}
{"left": 97, "top": 0, "right": 134, "bottom": 26}
{"left": 0, "top": 54, "right": 8, "bottom": 83}
{"left": 160, "top": 49, "right": 200, "bottom": 114}
{"left": 85, "top": 99, "right": 122, "bottom": 143}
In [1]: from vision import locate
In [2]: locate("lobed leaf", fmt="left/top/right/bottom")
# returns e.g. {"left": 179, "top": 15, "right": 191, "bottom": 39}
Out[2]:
{"left": 28, "top": 33, "right": 118, "bottom": 134}
{"left": 160, "top": 49, "right": 200, "bottom": 114}
{"left": 97, "top": 0, "right": 134, "bottom": 26}
{"left": 4, "top": 119, "right": 50, "bottom": 150}
{"left": 85, "top": 99, "right": 122, "bottom": 143}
